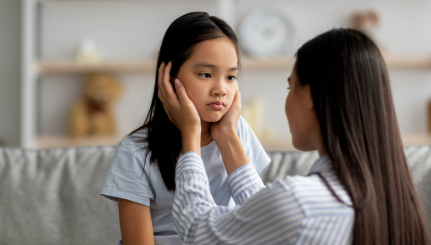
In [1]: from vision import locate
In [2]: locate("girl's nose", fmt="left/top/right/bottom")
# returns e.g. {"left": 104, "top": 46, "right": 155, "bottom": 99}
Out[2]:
{"left": 211, "top": 80, "right": 227, "bottom": 97}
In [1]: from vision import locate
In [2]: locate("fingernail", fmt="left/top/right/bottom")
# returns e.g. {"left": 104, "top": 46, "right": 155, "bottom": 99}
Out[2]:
{"left": 175, "top": 79, "right": 181, "bottom": 87}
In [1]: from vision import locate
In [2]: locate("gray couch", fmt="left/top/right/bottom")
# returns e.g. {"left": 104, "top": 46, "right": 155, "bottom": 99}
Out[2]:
{"left": 1, "top": 145, "right": 430, "bottom": 245}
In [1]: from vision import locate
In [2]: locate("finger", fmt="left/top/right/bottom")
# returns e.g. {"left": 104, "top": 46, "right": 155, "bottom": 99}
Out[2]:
{"left": 232, "top": 89, "right": 242, "bottom": 107}
{"left": 158, "top": 62, "right": 166, "bottom": 92}
{"left": 163, "top": 104, "right": 178, "bottom": 128}
{"left": 173, "top": 79, "right": 193, "bottom": 106}
{"left": 158, "top": 91, "right": 164, "bottom": 104}
{"left": 158, "top": 62, "right": 166, "bottom": 102}
{"left": 161, "top": 62, "right": 176, "bottom": 100}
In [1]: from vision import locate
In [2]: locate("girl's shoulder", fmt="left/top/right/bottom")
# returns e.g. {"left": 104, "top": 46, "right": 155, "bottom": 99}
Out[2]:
{"left": 236, "top": 115, "right": 249, "bottom": 137}
{"left": 121, "top": 127, "right": 149, "bottom": 151}
{"left": 114, "top": 127, "right": 152, "bottom": 169}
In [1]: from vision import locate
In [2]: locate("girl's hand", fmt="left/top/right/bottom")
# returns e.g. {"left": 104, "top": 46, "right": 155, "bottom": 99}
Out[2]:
{"left": 210, "top": 89, "right": 242, "bottom": 143}
{"left": 158, "top": 62, "right": 201, "bottom": 153}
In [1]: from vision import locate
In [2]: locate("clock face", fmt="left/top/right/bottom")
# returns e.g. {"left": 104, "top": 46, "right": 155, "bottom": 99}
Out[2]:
{"left": 238, "top": 9, "right": 294, "bottom": 58}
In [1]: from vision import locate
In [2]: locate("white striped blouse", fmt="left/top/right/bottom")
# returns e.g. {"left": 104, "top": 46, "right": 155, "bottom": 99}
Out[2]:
{"left": 173, "top": 152, "right": 355, "bottom": 245}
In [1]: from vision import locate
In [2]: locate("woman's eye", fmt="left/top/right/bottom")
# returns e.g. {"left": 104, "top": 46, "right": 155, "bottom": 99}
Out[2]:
{"left": 287, "top": 87, "right": 291, "bottom": 90}
{"left": 227, "top": 75, "right": 237, "bottom": 81}
{"left": 199, "top": 73, "right": 211, "bottom": 78}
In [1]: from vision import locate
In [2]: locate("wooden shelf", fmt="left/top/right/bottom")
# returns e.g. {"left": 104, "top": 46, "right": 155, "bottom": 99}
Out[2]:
{"left": 241, "top": 58, "right": 295, "bottom": 71}
{"left": 384, "top": 55, "right": 431, "bottom": 69}
{"left": 36, "top": 55, "right": 431, "bottom": 75}
{"left": 37, "top": 60, "right": 155, "bottom": 74}
{"left": 260, "top": 134, "right": 431, "bottom": 152}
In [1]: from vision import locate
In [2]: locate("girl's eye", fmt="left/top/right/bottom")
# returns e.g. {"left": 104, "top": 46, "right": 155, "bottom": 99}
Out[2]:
{"left": 287, "top": 87, "right": 291, "bottom": 90}
{"left": 227, "top": 75, "right": 237, "bottom": 81}
{"left": 199, "top": 73, "right": 211, "bottom": 78}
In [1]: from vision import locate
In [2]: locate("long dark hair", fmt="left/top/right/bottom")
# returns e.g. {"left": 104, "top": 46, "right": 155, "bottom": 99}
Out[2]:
{"left": 296, "top": 28, "right": 430, "bottom": 244}
{"left": 130, "top": 12, "right": 239, "bottom": 191}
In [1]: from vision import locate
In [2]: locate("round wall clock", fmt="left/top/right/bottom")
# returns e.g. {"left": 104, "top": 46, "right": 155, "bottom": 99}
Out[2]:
{"left": 238, "top": 9, "right": 294, "bottom": 58}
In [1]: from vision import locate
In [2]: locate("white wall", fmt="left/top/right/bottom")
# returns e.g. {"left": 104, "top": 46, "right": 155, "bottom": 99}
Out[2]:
{"left": 38, "top": 0, "right": 431, "bottom": 139}
{"left": 235, "top": 0, "right": 431, "bottom": 138}
{"left": 0, "top": 0, "right": 21, "bottom": 146}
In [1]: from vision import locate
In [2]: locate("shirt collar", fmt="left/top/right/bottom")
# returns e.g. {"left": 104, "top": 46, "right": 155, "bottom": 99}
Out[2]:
{"left": 308, "top": 154, "right": 334, "bottom": 175}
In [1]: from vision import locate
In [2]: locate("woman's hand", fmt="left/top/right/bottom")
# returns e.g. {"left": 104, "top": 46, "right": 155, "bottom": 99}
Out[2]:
{"left": 210, "top": 89, "right": 242, "bottom": 143}
{"left": 210, "top": 89, "right": 249, "bottom": 175}
{"left": 158, "top": 62, "right": 201, "bottom": 154}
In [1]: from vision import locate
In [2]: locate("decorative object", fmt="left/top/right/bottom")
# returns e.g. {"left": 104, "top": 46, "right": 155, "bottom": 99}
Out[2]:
{"left": 429, "top": 100, "right": 431, "bottom": 133}
{"left": 76, "top": 38, "right": 103, "bottom": 64}
{"left": 242, "top": 98, "right": 264, "bottom": 137}
{"left": 352, "top": 10, "right": 382, "bottom": 44}
{"left": 238, "top": 9, "right": 294, "bottom": 58}
{"left": 69, "top": 74, "right": 122, "bottom": 137}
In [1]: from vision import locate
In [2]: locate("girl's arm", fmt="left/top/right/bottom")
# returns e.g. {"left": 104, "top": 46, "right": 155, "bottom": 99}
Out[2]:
{"left": 118, "top": 198, "right": 155, "bottom": 245}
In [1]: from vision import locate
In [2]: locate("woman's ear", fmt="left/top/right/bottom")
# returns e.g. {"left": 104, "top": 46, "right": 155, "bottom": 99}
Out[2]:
{"left": 305, "top": 84, "right": 314, "bottom": 110}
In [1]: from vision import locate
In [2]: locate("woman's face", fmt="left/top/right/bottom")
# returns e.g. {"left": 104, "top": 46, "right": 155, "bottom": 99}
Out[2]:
{"left": 285, "top": 66, "right": 320, "bottom": 151}
{"left": 175, "top": 37, "right": 238, "bottom": 123}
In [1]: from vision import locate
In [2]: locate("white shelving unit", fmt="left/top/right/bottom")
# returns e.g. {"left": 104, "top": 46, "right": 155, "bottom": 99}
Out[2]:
{"left": 21, "top": 0, "right": 431, "bottom": 149}
{"left": 21, "top": 0, "right": 237, "bottom": 148}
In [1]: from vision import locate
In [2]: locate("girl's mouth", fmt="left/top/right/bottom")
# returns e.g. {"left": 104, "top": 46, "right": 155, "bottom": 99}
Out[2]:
{"left": 207, "top": 101, "right": 224, "bottom": 110}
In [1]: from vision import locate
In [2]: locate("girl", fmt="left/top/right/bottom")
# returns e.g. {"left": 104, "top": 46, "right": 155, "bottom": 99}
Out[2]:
{"left": 100, "top": 12, "right": 270, "bottom": 245}
{"left": 160, "top": 28, "right": 431, "bottom": 244}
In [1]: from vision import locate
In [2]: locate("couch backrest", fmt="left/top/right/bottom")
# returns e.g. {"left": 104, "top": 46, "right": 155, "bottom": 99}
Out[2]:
{"left": 261, "top": 144, "right": 431, "bottom": 235}
{"left": 1, "top": 144, "right": 430, "bottom": 244}
{"left": 0, "top": 146, "right": 120, "bottom": 245}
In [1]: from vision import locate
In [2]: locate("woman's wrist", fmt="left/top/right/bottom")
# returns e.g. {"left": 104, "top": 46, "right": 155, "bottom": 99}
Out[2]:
{"left": 215, "top": 128, "right": 249, "bottom": 175}
{"left": 213, "top": 126, "right": 237, "bottom": 144}
{"left": 181, "top": 129, "right": 201, "bottom": 156}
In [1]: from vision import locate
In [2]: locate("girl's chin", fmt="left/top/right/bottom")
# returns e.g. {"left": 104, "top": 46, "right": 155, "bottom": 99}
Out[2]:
{"left": 200, "top": 113, "right": 224, "bottom": 123}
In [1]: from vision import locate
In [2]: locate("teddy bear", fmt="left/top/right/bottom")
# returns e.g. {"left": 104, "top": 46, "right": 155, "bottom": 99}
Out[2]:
{"left": 352, "top": 10, "right": 379, "bottom": 42}
{"left": 69, "top": 74, "right": 123, "bottom": 137}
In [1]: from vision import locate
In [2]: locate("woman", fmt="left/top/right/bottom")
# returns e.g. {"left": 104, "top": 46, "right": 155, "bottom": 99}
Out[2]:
{"left": 159, "top": 28, "right": 430, "bottom": 244}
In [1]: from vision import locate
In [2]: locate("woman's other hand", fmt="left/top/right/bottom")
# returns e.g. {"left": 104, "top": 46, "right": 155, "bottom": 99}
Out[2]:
{"left": 210, "top": 89, "right": 242, "bottom": 143}
{"left": 210, "top": 89, "right": 248, "bottom": 174}
{"left": 158, "top": 62, "right": 201, "bottom": 154}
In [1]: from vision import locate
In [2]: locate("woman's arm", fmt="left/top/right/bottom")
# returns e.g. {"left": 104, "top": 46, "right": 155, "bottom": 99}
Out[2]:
{"left": 173, "top": 152, "right": 300, "bottom": 244}
{"left": 210, "top": 90, "right": 250, "bottom": 175}
{"left": 118, "top": 198, "right": 155, "bottom": 245}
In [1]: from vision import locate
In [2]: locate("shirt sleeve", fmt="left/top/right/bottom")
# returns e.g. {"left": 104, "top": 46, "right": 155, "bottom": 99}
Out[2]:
{"left": 237, "top": 116, "right": 271, "bottom": 173}
{"left": 173, "top": 152, "right": 303, "bottom": 245}
{"left": 100, "top": 139, "right": 154, "bottom": 206}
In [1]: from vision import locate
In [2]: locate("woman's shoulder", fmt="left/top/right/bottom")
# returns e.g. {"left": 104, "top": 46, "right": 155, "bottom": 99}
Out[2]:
{"left": 278, "top": 174, "right": 354, "bottom": 217}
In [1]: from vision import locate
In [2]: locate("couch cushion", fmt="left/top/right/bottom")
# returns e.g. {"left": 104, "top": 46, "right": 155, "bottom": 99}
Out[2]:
{"left": 0, "top": 146, "right": 120, "bottom": 245}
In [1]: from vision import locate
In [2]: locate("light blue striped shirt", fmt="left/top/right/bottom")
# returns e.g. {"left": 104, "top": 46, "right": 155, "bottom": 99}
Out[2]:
{"left": 173, "top": 152, "right": 355, "bottom": 245}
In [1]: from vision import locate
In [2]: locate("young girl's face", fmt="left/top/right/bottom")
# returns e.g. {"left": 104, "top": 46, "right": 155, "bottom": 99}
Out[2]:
{"left": 174, "top": 37, "right": 238, "bottom": 123}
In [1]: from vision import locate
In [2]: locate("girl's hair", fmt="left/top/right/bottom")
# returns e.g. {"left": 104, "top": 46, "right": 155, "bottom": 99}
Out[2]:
{"left": 130, "top": 12, "right": 239, "bottom": 191}
{"left": 296, "top": 28, "right": 430, "bottom": 244}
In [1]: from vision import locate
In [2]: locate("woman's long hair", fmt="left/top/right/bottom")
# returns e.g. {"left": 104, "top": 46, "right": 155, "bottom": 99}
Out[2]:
{"left": 130, "top": 12, "right": 239, "bottom": 191}
{"left": 296, "top": 28, "right": 430, "bottom": 244}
